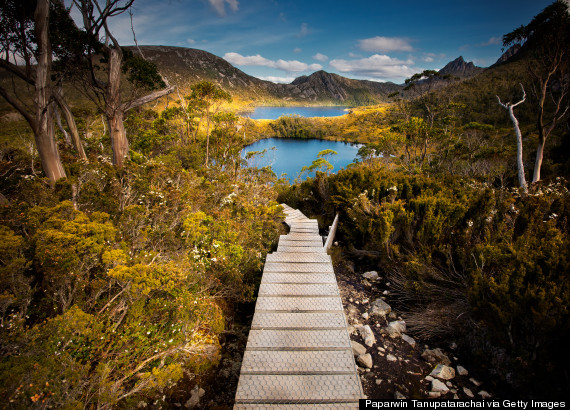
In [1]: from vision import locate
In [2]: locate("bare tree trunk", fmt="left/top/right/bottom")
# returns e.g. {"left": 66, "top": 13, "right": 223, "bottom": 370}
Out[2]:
{"left": 54, "top": 90, "right": 88, "bottom": 160}
{"left": 106, "top": 45, "right": 129, "bottom": 168}
{"left": 35, "top": 0, "right": 66, "bottom": 185}
{"left": 54, "top": 104, "right": 72, "bottom": 146}
{"left": 108, "top": 110, "right": 129, "bottom": 168}
{"left": 497, "top": 85, "right": 527, "bottom": 194}
{"left": 532, "top": 137, "right": 545, "bottom": 183}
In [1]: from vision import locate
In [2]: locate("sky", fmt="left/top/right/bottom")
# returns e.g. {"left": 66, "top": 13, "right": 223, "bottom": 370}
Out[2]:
{"left": 100, "top": 0, "right": 557, "bottom": 84}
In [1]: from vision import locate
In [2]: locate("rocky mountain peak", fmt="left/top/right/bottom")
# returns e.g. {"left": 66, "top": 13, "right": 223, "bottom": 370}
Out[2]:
{"left": 493, "top": 44, "right": 522, "bottom": 66}
{"left": 439, "top": 56, "right": 484, "bottom": 78}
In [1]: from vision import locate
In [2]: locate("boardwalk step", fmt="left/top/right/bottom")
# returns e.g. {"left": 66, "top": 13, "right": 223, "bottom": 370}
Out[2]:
{"left": 251, "top": 312, "right": 347, "bottom": 329}
{"left": 258, "top": 283, "right": 339, "bottom": 296}
{"left": 266, "top": 253, "right": 331, "bottom": 263}
{"left": 264, "top": 262, "right": 334, "bottom": 273}
{"left": 235, "top": 404, "right": 359, "bottom": 409}
{"left": 278, "top": 240, "right": 324, "bottom": 248}
{"left": 276, "top": 246, "right": 326, "bottom": 253}
{"left": 254, "top": 296, "right": 343, "bottom": 312}
{"left": 246, "top": 329, "right": 350, "bottom": 349}
{"left": 261, "top": 273, "right": 336, "bottom": 284}
{"left": 235, "top": 374, "right": 362, "bottom": 402}
{"left": 240, "top": 350, "right": 355, "bottom": 374}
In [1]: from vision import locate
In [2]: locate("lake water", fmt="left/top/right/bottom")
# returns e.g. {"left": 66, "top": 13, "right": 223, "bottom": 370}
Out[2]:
{"left": 246, "top": 106, "right": 349, "bottom": 120}
{"left": 242, "top": 138, "right": 362, "bottom": 182}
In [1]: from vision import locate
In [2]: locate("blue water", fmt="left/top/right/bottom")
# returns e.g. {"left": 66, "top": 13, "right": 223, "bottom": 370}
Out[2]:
{"left": 242, "top": 138, "right": 362, "bottom": 182}
{"left": 246, "top": 106, "right": 349, "bottom": 120}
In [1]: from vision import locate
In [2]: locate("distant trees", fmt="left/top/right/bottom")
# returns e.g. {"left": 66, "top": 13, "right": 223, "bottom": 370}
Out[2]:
{"left": 189, "top": 81, "right": 231, "bottom": 166}
{"left": 503, "top": 0, "right": 570, "bottom": 183}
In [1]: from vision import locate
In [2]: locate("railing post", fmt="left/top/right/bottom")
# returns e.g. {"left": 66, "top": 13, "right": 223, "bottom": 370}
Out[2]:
{"left": 324, "top": 212, "right": 339, "bottom": 252}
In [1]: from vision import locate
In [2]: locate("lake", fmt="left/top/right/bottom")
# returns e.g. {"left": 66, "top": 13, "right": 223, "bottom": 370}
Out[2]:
{"left": 245, "top": 106, "right": 349, "bottom": 120}
{"left": 242, "top": 138, "right": 362, "bottom": 182}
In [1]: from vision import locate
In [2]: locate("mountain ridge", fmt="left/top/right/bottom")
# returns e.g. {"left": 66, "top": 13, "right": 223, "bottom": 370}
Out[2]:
{"left": 130, "top": 46, "right": 487, "bottom": 105}
{"left": 131, "top": 46, "right": 403, "bottom": 105}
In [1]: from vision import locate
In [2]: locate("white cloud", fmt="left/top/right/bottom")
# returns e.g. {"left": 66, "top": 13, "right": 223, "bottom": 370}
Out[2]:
{"left": 329, "top": 54, "right": 419, "bottom": 81}
{"left": 313, "top": 53, "right": 328, "bottom": 62}
{"left": 259, "top": 76, "right": 295, "bottom": 84}
{"left": 187, "top": 38, "right": 196, "bottom": 45}
{"left": 358, "top": 36, "right": 413, "bottom": 53}
{"left": 421, "top": 52, "right": 446, "bottom": 62}
{"left": 293, "top": 47, "right": 302, "bottom": 53}
{"left": 208, "top": 0, "right": 239, "bottom": 16}
{"left": 479, "top": 36, "right": 502, "bottom": 47}
{"left": 348, "top": 52, "right": 362, "bottom": 58}
{"left": 297, "top": 23, "right": 309, "bottom": 37}
{"left": 224, "top": 52, "right": 322, "bottom": 72}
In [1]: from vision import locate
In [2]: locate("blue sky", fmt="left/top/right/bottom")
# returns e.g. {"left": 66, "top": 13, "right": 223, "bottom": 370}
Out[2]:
{"left": 103, "top": 0, "right": 556, "bottom": 84}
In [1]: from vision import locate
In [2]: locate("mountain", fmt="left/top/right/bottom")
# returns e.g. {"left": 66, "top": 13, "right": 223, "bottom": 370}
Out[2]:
{"left": 290, "top": 71, "right": 401, "bottom": 105}
{"left": 438, "top": 56, "right": 485, "bottom": 78}
{"left": 130, "top": 46, "right": 402, "bottom": 105}
{"left": 492, "top": 44, "right": 522, "bottom": 67}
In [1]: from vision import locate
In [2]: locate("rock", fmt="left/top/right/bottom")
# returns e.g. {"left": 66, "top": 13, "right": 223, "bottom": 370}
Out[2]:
{"left": 185, "top": 385, "right": 205, "bottom": 408}
{"left": 358, "top": 325, "right": 376, "bottom": 347}
{"left": 421, "top": 348, "right": 451, "bottom": 365}
{"left": 478, "top": 391, "right": 492, "bottom": 399}
{"left": 377, "top": 346, "right": 386, "bottom": 352}
{"left": 463, "top": 387, "right": 474, "bottom": 398}
{"left": 386, "top": 354, "right": 397, "bottom": 362}
{"left": 363, "top": 280, "right": 372, "bottom": 287}
{"left": 387, "top": 312, "right": 398, "bottom": 320}
{"left": 384, "top": 320, "right": 406, "bottom": 338}
{"left": 425, "top": 376, "right": 434, "bottom": 382}
{"left": 431, "top": 379, "right": 449, "bottom": 393}
{"left": 429, "top": 392, "right": 441, "bottom": 398}
{"left": 363, "top": 299, "right": 369, "bottom": 304}
{"left": 469, "top": 378, "right": 481, "bottom": 387}
{"left": 382, "top": 290, "right": 389, "bottom": 295}
{"left": 429, "top": 364, "right": 456, "bottom": 380}
{"left": 456, "top": 365, "right": 468, "bottom": 376}
{"left": 362, "top": 312, "right": 369, "bottom": 320}
{"left": 375, "top": 379, "right": 383, "bottom": 385}
{"left": 357, "top": 353, "right": 373, "bottom": 369}
{"left": 401, "top": 334, "right": 416, "bottom": 348}
{"left": 453, "top": 394, "right": 459, "bottom": 400}
{"left": 369, "top": 298, "right": 391, "bottom": 317}
{"left": 351, "top": 341, "right": 367, "bottom": 356}
{"left": 450, "top": 342, "right": 458, "bottom": 350}
{"left": 446, "top": 381, "right": 454, "bottom": 387}
{"left": 363, "top": 270, "right": 379, "bottom": 280}
{"left": 394, "top": 391, "right": 407, "bottom": 399}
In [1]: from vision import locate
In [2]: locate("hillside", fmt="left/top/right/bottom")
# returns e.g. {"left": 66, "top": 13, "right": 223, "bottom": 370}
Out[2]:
{"left": 132, "top": 46, "right": 403, "bottom": 105}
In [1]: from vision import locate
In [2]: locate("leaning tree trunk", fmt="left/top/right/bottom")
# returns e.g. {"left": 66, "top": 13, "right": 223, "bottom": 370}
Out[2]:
{"left": 34, "top": 0, "right": 66, "bottom": 185}
{"left": 54, "top": 91, "right": 87, "bottom": 160}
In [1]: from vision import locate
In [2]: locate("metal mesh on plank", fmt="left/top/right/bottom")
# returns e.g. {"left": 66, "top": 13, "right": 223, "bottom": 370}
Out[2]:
{"left": 251, "top": 312, "right": 346, "bottom": 329}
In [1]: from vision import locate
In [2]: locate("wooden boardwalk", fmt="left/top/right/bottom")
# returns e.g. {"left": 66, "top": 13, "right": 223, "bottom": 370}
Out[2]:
{"left": 234, "top": 204, "right": 363, "bottom": 409}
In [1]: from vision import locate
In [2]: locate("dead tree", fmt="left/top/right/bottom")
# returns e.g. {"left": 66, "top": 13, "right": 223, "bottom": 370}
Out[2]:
{"left": 497, "top": 84, "right": 528, "bottom": 194}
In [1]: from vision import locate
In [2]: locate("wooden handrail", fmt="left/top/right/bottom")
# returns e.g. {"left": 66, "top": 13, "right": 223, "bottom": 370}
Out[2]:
{"left": 324, "top": 212, "right": 339, "bottom": 252}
